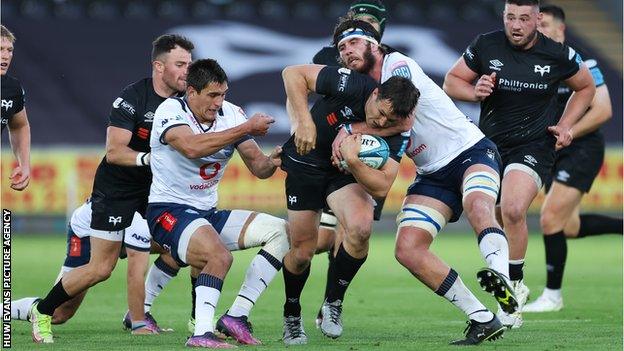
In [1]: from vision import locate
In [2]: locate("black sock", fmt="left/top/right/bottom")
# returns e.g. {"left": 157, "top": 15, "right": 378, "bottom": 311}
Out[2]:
{"left": 326, "top": 244, "right": 367, "bottom": 303}
{"left": 544, "top": 231, "right": 567, "bottom": 289}
{"left": 509, "top": 261, "right": 524, "bottom": 281}
{"left": 577, "top": 214, "right": 623, "bottom": 238}
{"left": 283, "top": 263, "right": 310, "bottom": 317}
{"left": 323, "top": 246, "right": 336, "bottom": 301}
{"left": 190, "top": 276, "right": 197, "bottom": 319}
{"left": 37, "top": 280, "right": 72, "bottom": 316}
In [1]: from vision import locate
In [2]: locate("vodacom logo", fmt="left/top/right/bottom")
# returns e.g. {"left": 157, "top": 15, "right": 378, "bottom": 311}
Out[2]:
{"left": 199, "top": 162, "right": 221, "bottom": 180}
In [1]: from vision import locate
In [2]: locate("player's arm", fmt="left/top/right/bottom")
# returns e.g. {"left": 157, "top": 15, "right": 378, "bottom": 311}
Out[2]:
{"left": 7, "top": 108, "right": 31, "bottom": 191}
{"left": 549, "top": 65, "right": 595, "bottom": 148}
{"left": 569, "top": 84, "right": 611, "bottom": 139}
{"left": 237, "top": 139, "right": 282, "bottom": 179}
{"left": 282, "top": 64, "right": 325, "bottom": 155}
{"left": 340, "top": 134, "right": 399, "bottom": 198}
{"left": 164, "top": 114, "right": 273, "bottom": 159}
{"left": 443, "top": 58, "right": 495, "bottom": 102}
{"left": 106, "top": 91, "right": 150, "bottom": 167}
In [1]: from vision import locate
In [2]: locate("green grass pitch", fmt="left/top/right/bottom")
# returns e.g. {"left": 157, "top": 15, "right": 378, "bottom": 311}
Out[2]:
{"left": 7, "top": 232, "right": 622, "bottom": 350}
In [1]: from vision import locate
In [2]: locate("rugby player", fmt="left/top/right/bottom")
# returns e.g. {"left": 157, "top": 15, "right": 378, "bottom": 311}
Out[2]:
{"left": 146, "top": 58, "right": 285, "bottom": 348}
{"left": 280, "top": 63, "right": 419, "bottom": 344}
{"left": 1, "top": 25, "right": 31, "bottom": 191}
{"left": 443, "top": 0, "right": 595, "bottom": 328}
{"left": 523, "top": 4, "right": 623, "bottom": 313}
{"left": 12, "top": 201, "right": 154, "bottom": 330}
{"left": 28, "top": 34, "right": 194, "bottom": 343}
{"left": 333, "top": 19, "right": 513, "bottom": 345}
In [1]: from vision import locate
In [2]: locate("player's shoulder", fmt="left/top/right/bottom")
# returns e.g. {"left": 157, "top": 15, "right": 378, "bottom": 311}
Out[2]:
{"left": 384, "top": 52, "right": 421, "bottom": 80}
{"left": 157, "top": 96, "right": 187, "bottom": 114}
{"left": 565, "top": 41, "right": 597, "bottom": 67}
{"left": 1, "top": 74, "right": 21, "bottom": 89}
{"left": 536, "top": 33, "right": 572, "bottom": 58}
{"left": 474, "top": 30, "right": 506, "bottom": 47}
{"left": 120, "top": 77, "right": 153, "bottom": 97}
{"left": 313, "top": 46, "right": 340, "bottom": 65}
{"left": 220, "top": 100, "right": 249, "bottom": 124}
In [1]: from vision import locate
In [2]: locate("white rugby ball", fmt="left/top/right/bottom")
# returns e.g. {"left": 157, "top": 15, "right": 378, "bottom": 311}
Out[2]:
{"left": 340, "top": 134, "right": 390, "bottom": 170}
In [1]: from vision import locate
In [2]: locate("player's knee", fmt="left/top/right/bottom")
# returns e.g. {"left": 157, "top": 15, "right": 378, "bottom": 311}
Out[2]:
{"left": 394, "top": 238, "right": 427, "bottom": 269}
{"left": 210, "top": 247, "right": 233, "bottom": 270}
{"left": 245, "top": 214, "right": 290, "bottom": 261}
{"left": 290, "top": 246, "right": 315, "bottom": 266}
{"left": 540, "top": 206, "right": 564, "bottom": 233}
{"left": 501, "top": 202, "right": 526, "bottom": 225}
{"left": 465, "top": 196, "right": 496, "bottom": 226}
{"left": 93, "top": 265, "right": 114, "bottom": 282}
{"left": 343, "top": 220, "right": 372, "bottom": 248}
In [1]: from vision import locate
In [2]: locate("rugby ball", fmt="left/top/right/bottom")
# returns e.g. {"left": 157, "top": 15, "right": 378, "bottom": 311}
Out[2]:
{"left": 340, "top": 134, "right": 390, "bottom": 170}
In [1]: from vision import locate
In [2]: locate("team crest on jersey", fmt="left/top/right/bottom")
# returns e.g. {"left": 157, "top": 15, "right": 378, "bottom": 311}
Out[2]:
{"left": 489, "top": 59, "right": 504, "bottom": 71}
{"left": 534, "top": 65, "right": 551, "bottom": 77}
{"left": 1, "top": 99, "right": 13, "bottom": 111}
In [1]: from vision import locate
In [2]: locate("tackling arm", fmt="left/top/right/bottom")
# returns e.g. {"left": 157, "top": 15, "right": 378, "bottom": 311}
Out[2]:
{"left": 237, "top": 139, "right": 282, "bottom": 179}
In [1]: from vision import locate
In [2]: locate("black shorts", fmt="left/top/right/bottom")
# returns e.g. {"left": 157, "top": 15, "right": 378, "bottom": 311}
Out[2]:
{"left": 499, "top": 138, "right": 556, "bottom": 187}
{"left": 90, "top": 186, "right": 149, "bottom": 231}
{"left": 282, "top": 155, "right": 356, "bottom": 211}
{"left": 544, "top": 132, "right": 605, "bottom": 193}
{"left": 322, "top": 196, "right": 386, "bottom": 222}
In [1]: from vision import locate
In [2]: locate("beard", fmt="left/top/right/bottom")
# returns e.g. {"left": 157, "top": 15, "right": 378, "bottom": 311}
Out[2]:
{"left": 360, "top": 43, "right": 377, "bottom": 73}
{"left": 509, "top": 28, "right": 539, "bottom": 50}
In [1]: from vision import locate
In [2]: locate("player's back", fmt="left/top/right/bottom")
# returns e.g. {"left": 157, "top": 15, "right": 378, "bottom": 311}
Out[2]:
{"left": 382, "top": 52, "right": 483, "bottom": 174}
{"left": 149, "top": 98, "right": 249, "bottom": 211}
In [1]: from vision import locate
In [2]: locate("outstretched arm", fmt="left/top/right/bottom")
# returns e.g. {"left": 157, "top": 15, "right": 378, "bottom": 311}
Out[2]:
{"left": 8, "top": 108, "right": 31, "bottom": 190}
{"left": 237, "top": 139, "right": 282, "bottom": 179}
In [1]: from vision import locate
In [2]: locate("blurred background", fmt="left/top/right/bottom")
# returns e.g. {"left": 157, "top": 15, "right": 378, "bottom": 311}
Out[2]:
{"left": 1, "top": 0, "right": 622, "bottom": 233}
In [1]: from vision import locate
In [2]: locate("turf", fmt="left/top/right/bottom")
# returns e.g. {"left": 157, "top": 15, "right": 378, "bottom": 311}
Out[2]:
{"left": 7, "top": 232, "right": 623, "bottom": 350}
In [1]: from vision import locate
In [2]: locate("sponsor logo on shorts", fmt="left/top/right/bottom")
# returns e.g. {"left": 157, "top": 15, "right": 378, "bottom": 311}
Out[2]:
{"left": 288, "top": 195, "right": 297, "bottom": 205}
{"left": 109, "top": 216, "right": 123, "bottom": 226}
{"left": 131, "top": 233, "right": 150, "bottom": 244}
{"left": 157, "top": 212, "right": 177, "bottom": 232}
{"left": 556, "top": 170, "right": 570, "bottom": 182}
{"left": 523, "top": 155, "right": 538, "bottom": 167}
{"left": 486, "top": 148, "right": 495, "bottom": 160}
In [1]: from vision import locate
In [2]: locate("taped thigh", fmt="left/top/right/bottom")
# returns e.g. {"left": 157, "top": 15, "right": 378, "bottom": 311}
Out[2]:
{"left": 462, "top": 171, "right": 500, "bottom": 201}
{"left": 396, "top": 204, "right": 447, "bottom": 238}
{"left": 319, "top": 211, "right": 338, "bottom": 230}
{"left": 504, "top": 163, "right": 542, "bottom": 189}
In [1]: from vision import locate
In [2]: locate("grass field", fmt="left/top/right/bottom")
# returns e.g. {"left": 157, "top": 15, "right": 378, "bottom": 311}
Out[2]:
{"left": 7, "top": 232, "right": 623, "bottom": 350}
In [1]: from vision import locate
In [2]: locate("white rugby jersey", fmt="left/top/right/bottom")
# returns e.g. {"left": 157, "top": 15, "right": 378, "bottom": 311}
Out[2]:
{"left": 381, "top": 52, "right": 484, "bottom": 174}
{"left": 69, "top": 201, "right": 151, "bottom": 250}
{"left": 149, "top": 97, "right": 250, "bottom": 211}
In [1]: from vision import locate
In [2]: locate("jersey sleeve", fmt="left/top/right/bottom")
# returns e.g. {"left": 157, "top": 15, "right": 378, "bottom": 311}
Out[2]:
{"left": 152, "top": 98, "right": 190, "bottom": 145}
{"left": 315, "top": 66, "right": 372, "bottom": 100}
{"left": 109, "top": 86, "right": 139, "bottom": 131}
{"left": 583, "top": 58, "right": 605, "bottom": 87}
{"left": 312, "top": 47, "right": 340, "bottom": 65}
{"left": 384, "top": 131, "right": 409, "bottom": 163}
{"left": 462, "top": 35, "right": 483, "bottom": 74}
{"left": 557, "top": 45, "right": 582, "bottom": 81}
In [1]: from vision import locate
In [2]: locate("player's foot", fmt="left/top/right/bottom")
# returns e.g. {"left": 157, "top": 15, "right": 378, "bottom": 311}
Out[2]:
{"left": 216, "top": 314, "right": 261, "bottom": 345}
{"left": 30, "top": 302, "right": 53, "bottom": 344}
{"left": 123, "top": 311, "right": 173, "bottom": 333}
{"left": 283, "top": 316, "right": 307, "bottom": 345}
{"left": 131, "top": 321, "right": 160, "bottom": 335}
{"left": 315, "top": 308, "right": 323, "bottom": 329}
{"left": 497, "top": 280, "right": 529, "bottom": 329}
{"left": 523, "top": 292, "right": 563, "bottom": 312}
{"left": 320, "top": 299, "right": 343, "bottom": 339}
{"left": 11, "top": 297, "right": 40, "bottom": 322}
{"left": 185, "top": 332, "right": 237, "bottom": 348}
{"left": 449, "top": 316, "right": 505, "bottom": 345}
{"left": 477, "top": 268, "right": 518, "bottom": 314}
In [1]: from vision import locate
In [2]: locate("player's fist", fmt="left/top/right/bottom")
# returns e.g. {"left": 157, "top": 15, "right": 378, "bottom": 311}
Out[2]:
{"left": 548, "top": 125, "right": 573, "bottom": 150}
{"left": 294, "top": 119, "right": 317, "bottom": 155}
{"left": 10, "top": 165, "right": 30, "bottom": 191}
{"left": 246, "top": 113, "right": 274, "bottom": 136}
{"left": 269, "top": 146, "right": 282, "bottom": 167}
{"left": 475, "top": 72, "right": 496, "bottom": 100}
{"left": 339, "top": 134, "right": 362, "bottom": 164}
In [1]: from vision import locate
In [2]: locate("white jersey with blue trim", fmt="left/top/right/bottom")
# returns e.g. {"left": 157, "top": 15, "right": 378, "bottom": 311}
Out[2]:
{"left": 149, "top": 97, "right": 249, "bottom": 211}
{"left": 381, "top": 52, "right": 484, "bottom": 175}
{"left": 69, "top": 201, "right": 151, "bottom": 251}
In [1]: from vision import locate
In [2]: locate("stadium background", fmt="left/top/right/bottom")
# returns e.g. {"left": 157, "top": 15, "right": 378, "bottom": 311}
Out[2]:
{"left": 1, "top": 0, "right": 622, "bottom": 233}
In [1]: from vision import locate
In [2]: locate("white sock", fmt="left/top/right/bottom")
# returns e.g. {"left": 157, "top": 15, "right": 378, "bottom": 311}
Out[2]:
{"left": 144, "top": 260, "right": 177, "bottom": 313}
{"left": 478, "top": 228, "right": 510, "bottom": 282}
{"left": 11, "top": 297, "right": 39, "bottom": 321}
{"left": 543, "top": 287, "right": 562, "bottom": 300}
{"left": 436, "top": 269, "right": 493, "bottom": 323}
{"left": 228, "top": 250, "right": 281, "bottom": 317}
{"left": 194, "top": 274, "right": 223, "bottom": 336}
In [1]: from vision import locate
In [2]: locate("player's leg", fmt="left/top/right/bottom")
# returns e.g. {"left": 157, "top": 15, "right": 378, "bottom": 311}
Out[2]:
{"left": 314, "top": 211, "right": 341, "bottom": 328}
{"left": 30, "top": 231, "right": 122, "bottom": 344}
{"left": 282, "top": 209, "right": 320, "bottom": 345}
{"left": 461, "top": 156, "right": 516, "bottom": 314}
{"left": 125, "top": 248, "right": 157, "bottom": 334}
{"left": 149, "top": 203, "right": 235, "bottom": 348}
{"left": 395, "top": 194, "right": 504, "bottom": 345}
{"left": 211, "top": 210, "right": 289, "bottom": 345}
{"left": 319, "top": 183, "right": 374, "bottom": 338}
